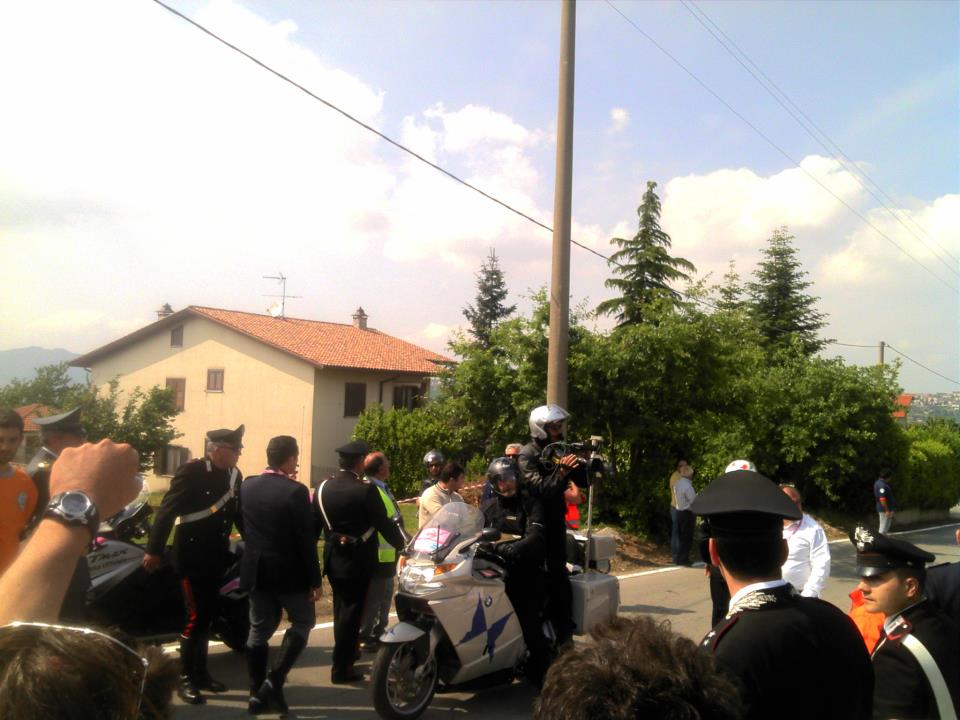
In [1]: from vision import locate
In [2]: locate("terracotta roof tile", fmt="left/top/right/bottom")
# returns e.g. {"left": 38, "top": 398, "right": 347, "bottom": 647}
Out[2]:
{"left": 15, "top": 403, "right": 54, "bottom": 433}
{"left": 72, "top": 306, "right": 452, "bottom": 375}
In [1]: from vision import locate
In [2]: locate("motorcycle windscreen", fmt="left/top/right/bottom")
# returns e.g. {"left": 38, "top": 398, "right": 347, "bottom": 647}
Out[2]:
{"left": 411, "top": 502, "right": 483, "bottom": 562}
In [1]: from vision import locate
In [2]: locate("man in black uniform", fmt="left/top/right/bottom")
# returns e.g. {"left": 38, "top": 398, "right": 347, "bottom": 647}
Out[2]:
{"left": 480, "top": 456, "right": 550, "bottom": 686}
{"left": 143, "top": 424, "right": 244, "bottom": 705}
{"left": 691, "top": 468, "right": 873, "bottom": 720}
{"left": 927, "top": 528, "right": 960, "bottom": 626}
{"left": 852, "top": 526, "right": 960, "bottom": 719}
{"left": 313, "top": 439, "right": 406, "bottom": 684}
{"left": 241, "top": 436, "right": 320, "bottom": 716}
{"left": 517, "top": 404, "right": 585, "bottom": 645}
{"left": 26, "top": 407, "right": 90, "bottom": 620}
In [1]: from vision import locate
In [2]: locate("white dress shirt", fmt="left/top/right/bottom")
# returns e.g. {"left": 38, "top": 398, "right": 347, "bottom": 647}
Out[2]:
{"left": 673, "top": 476, "right": 696, "bottom": 511}
{"left": 782, "top": 513, "right": 831, "bottom": 598}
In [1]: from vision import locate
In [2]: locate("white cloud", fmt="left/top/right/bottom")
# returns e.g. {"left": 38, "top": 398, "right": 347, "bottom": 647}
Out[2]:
{"left": 609, "top": 107, "right": 629, "bottom": 133}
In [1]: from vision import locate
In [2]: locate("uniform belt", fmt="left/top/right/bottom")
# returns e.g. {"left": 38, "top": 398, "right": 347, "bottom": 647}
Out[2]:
{"left": 175, "top": 467, "right": 239, "bottom": 526}
{"left": 330, "top": 527, "right": 376, "bottom": 546}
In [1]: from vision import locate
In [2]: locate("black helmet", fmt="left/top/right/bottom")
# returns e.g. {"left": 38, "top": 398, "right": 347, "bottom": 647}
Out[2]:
{"left": 487, "top": 456, "right": 519, "bottom": 497}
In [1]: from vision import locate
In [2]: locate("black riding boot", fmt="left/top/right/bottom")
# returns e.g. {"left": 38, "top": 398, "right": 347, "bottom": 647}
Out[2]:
{"left": 258, "top": 630, "right": 308, "bottom": 716}
{"left": 246, "top": 644, "right": 269, "bottom": 715}
{"left": 177, "top": 636, "right": 206, "bottom": 705}
{"left": 195, "top": 633, "right": 228, "bottom": 692}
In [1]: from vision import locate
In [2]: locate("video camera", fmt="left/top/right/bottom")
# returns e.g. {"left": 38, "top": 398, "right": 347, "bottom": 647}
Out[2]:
{"left": 540, "top": 436, "right": 611, "bottom": 485}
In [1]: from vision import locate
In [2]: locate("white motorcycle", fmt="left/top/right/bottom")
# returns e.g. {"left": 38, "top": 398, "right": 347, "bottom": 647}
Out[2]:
{"left": 371, "top": 502, "right": 551, "bottom": 720}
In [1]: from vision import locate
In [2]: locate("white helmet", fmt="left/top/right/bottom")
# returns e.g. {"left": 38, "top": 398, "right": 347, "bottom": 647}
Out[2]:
{"left": 529, "top": 404, "right": 570, "bottom": 440}
{"left": 725, "top": 459, "right": 756, "bottom": 473}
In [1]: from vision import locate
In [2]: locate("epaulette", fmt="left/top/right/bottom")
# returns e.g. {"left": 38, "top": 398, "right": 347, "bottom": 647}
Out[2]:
{"left": 701, "top": 614, "right": 739, "bottom": 652}
{"left": 886, "top": 616, "right": 913, "bottom": 642}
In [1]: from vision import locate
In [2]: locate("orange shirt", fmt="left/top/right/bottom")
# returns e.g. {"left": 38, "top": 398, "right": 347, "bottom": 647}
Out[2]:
{"left": 0, "top": 466, "right": 37, "bottom": 575}
{"left": 848, "top": 588, "right": 885, "bottom": 653}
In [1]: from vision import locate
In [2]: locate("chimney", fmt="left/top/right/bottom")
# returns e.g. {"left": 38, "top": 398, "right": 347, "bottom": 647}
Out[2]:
{"left": 352, "top": 307, "right": 368, "bottom": 330}
{"left": 157, "top": 303, "right": 174, "bottom": 320}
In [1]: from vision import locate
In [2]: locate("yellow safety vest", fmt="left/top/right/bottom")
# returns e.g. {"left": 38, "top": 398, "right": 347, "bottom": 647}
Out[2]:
{"left": 375, "top": 484, "right": 401, "bottom": 564}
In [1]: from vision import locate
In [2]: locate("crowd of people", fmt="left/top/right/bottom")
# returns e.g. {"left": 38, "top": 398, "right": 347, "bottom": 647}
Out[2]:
{"left": 0, "top": 402, "right": 958, "bottom": 719}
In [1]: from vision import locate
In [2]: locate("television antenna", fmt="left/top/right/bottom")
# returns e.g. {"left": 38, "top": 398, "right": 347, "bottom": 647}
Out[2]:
{"left": 262, "top": 272, "right": 302, "bottom": 318}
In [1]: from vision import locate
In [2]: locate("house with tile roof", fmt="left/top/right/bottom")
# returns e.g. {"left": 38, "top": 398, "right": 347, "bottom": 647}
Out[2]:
{"left": 13, "top": 403, "right": 54, "bottom": 464}
{"left": 70, "top": 306, "right": 451, "bottom": 490}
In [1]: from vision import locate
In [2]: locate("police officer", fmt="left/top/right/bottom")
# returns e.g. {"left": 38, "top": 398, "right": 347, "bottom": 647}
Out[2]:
{"left": 852, "top": 526, "right": 960, "bottom": 719}
{"left": 242, "top": 436, "right": 320, "bottom": 716}
{"left": 480, "top": 456, "right": 550, "bottom": 686}
{"left": 692, "top": 468, "right": 873, "bottom": 720}
{"left": 313, "top": 439, "right": 405, "bottom": 684}
{"left": 26, "top": 407, "right": 90, "bottom": 620}
{"left": 517, "top": 404, "right": 586, "bottom": 645}
{"left": 143, "top": 425, "right": 245, "bottom": 705}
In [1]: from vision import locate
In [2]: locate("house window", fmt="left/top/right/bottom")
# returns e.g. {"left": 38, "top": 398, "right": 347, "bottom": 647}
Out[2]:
{"left": 344, "top": 382, "right": 367, "bottom": 417}
{"left": 157, "top": 445, "right": 191, "bottom": 475}
{"left": 165, "top": 378, "right": 186, "bottom": 411}
{"left": 206, "top": 369, "right": 224, "bottom": 392}
{"left": 393, "top": 385, "right": 420, "bottom": 410}
{"left": 170, "top": 326, "right": 183, "bottom": 347}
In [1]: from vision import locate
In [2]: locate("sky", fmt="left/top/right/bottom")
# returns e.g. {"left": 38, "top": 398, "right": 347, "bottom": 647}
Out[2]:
{"left": 0, "top": 0, "right": 957, "bottom": 392}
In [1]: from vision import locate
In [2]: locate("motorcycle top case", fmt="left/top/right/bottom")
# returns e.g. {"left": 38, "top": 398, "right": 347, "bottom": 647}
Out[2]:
{"left": 570, "top": 572, "right": 620, "bottom": 636}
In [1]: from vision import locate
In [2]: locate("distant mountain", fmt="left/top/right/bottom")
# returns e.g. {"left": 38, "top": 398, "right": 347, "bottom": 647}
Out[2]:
{"left": 0, "top": 347, "right": 86, "bottom": 386}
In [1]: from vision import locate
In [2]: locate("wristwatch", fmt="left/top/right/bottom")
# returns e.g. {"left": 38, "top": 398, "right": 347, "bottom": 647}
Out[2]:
{"left": 44, "top": 491, "right": 100, "bottom": 538}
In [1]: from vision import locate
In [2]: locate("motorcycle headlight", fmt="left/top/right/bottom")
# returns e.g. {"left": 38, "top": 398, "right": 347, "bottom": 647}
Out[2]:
{"left": 398, "top": 562, "right": 460, "bottom": 596}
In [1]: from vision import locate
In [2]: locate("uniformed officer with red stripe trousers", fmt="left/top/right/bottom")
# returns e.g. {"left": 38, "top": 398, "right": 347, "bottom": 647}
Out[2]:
{"left": 144, "top": 425, "right": 245, "bottom": 704}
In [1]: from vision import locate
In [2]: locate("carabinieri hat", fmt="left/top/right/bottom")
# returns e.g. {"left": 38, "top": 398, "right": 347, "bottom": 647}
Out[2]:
{"left": 207, "top": 424, "right": 245, "bottom": 449}
{"left": 33, "top": 407, "right": 84, "bottom": 435}
{"left": 335, "top": 439, "right": 370, "bottom": 456}
{"left": 851, "top": 526, "right": 935, "bottom": 577}
{"left": 690, "top": 469, "right": 801, "bottom": 539}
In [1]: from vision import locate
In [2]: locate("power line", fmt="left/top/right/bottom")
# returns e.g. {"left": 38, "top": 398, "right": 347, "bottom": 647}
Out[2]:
{"left": 885, "top": 343, "right": 960, "bottom": 386}
{"left": 151, "top": 0, "right": 951, "bottom": 379}
{"left": 831, "top": 342, "right": 879, "bottom": 349}
{"left": 604, "top": 0, "right": 958, "bottom": 294}
{"left": 679, "top": 0, "right": 960, "bottom": 275}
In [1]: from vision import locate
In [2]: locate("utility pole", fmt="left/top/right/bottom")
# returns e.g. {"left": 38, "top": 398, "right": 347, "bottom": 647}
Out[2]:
{"left": 547, "top": 0, "right": 576, "bottom": 408}
{"left": 878, "top": 340, "right": 885, "bottom": 366}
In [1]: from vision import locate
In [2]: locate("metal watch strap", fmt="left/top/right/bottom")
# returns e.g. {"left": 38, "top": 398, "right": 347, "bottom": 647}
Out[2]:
{"left": 43, "top": 491, "right": 100, "bottom": 538}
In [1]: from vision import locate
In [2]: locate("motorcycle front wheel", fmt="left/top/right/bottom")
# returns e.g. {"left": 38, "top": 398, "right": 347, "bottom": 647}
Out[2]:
{"left": 371, "top": 640, "right": 438, "bottom": 720}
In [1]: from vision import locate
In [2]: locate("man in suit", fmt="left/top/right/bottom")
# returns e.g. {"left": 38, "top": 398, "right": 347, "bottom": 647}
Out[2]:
{"left": 242, "top": 436, "right": 320, "bottom": 716}
{"left": 143, "top": 424, "right": 244, "bottom": 705}
{"left": 313, "top": 439, "right": 406, "bottom": 684}
{"left": 853, "top": 526, "right": 960, "bottom": 719}
{"left": 692, "top": 468, "right": 873, "bottom": 720}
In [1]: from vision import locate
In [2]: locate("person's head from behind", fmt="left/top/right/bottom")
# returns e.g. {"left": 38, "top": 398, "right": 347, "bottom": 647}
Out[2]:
{"left": 0, "top": 622, "right": 178, "bottom": 720}
{"left": 439, "top": 462, "right": 465, "bottom": 492}
{"left": 533, "top": 615, "right": 742, "bottom": 720}
{"left": 266, "top": 435, "right": 299, "bottom": 475}
{"left": 0, "top": 409, "right": 24, "bottom": 466}
{"left": 364, "top": 451, "right": 390, "bottom": 481}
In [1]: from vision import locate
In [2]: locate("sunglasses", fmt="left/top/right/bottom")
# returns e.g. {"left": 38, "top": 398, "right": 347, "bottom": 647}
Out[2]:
{"left": 1, "top": 621, "right": 149, "bottom": 714}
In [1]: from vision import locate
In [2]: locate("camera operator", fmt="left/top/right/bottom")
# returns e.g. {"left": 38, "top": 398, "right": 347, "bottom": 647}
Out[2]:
{"left": 517, "top": 404, "right": 587, "bottom": 645}
{"left": 480, "top": 457, "right": 550, "bottom": 687}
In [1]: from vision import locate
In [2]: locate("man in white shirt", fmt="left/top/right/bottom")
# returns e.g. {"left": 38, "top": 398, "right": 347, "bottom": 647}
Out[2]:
{"left": 780, "top": 484, "right": 831, "bottom": 598}
{"left": 418, "top": 462, "right": 465, "bottom": 529}
{"left": 672, "top": 462, "right": 697, "bottom": 566}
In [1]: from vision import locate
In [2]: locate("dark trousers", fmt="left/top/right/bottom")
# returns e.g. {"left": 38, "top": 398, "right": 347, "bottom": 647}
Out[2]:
{"left": 180, "top": 575, "right": 220, "bottom": 639}
{"left": 675, "top": 509, "right": 695, "bottom": 565}
{"left": 544, "top": 524, "right": 573, "bottom": 643}
{"left": 506, "top": 572, "right": 550, "bottom": 684}
{"left": 330, "top": 576, "right": 369, "bottom": 669}
{"left": 669, "top": 507, "right": 680, "bottom": 564}
{"left": 248, "top": 588, "right": 316, "bottom": 647}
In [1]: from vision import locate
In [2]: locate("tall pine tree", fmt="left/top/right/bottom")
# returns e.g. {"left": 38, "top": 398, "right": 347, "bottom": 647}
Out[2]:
{"left": 747, "top": 227, "right": 828, "bottom": 355}
{"left": 717, "top": 259, "right": 745, "bottom": 311}
{"left": 597, "top": 181, "right": 695, "bottom": 325}
{"left": 463, "top": 248, "right": 516, "bottom": 347}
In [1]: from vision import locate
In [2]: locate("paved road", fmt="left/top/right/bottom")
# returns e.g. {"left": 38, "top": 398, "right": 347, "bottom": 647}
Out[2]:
{"left": 174, "top": 521, "right": 960, "bottom": 719}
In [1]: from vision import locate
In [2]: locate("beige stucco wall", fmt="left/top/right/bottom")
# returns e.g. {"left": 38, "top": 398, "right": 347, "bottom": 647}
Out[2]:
{"left": 309, "top": 370, "right": 428, "bottom": 481}
{"left": 84, "top": 316, "right": 315, "bottom": 491}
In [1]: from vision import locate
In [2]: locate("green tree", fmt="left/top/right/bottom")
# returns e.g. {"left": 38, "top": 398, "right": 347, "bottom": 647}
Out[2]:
{"left": 597, "top": 181, "right": 696, "bottom": 325}
{"left": 0, "top": 362, "right": 76, "bottom": 408}
{"left": 716, "top": 260, "right": 746, "bottom": 312}
{"left": 63, "top": 381, "right": 182, "bottom": 472}
{"left": 463, "top": 248, "right": 516, "bottom": 347}
{"left": 748, "top": 227, "right": 828, "bottom": 354}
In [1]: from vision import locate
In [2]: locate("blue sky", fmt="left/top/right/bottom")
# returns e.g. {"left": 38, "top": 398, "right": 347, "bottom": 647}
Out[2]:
{"left": 0, "top": 0, "right": 957, "bottom": 392}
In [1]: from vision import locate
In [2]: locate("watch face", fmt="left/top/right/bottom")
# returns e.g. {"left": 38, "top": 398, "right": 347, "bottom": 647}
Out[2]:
{"left": 62, "top": 492, "right": 91, "bottom": 517}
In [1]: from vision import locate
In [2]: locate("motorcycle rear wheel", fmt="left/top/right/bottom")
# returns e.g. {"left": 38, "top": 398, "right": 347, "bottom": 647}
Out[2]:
{"left": 371, "top": 641, "right": 438, "bottom": 720}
